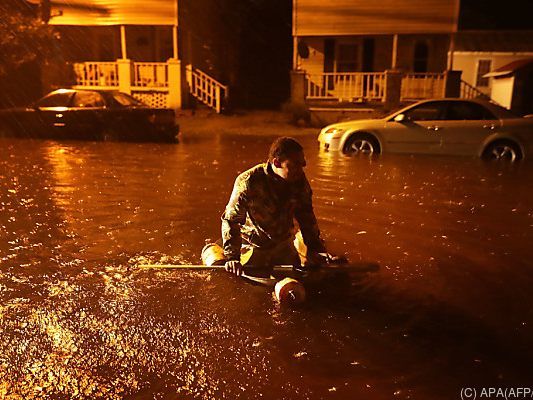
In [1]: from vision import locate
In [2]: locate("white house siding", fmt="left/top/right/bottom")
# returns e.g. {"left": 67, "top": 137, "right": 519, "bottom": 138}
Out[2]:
{"left": 491, "top": 77, "right": 515, "bottom": 109}
{"left": 293, "top": 0, "right": 458, "bottom": 36}
{"left": 452, "top": 52, "right": 533, "bottom": 95}
{"left": 298, "top": 38, "right": 325, "bottom": 75}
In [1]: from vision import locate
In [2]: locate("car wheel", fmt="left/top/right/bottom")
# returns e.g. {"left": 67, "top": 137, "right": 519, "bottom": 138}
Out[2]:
{"left": 344, "top": 134, "right": 380, "bottom": 156}
{"left": 482, "top": 141, "right": 522, "bottom": 162}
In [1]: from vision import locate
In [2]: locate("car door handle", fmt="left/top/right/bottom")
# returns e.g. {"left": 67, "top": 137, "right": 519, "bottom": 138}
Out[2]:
{"left": 426, "top": 126, "right": 441, "bottom": 131}
{"left": 483, "top": 124, "right": 495, "bottom": 130}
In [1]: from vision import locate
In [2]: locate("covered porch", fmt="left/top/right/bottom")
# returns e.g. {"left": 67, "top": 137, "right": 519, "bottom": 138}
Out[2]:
{"left": 71, "top": 59, "right": 228, "bottom": 113}
{"left": 291, "top": 32, "right": 464, "bottom": 108}
{"left": 42, "top": 0, "right": 229, "bottom": 113}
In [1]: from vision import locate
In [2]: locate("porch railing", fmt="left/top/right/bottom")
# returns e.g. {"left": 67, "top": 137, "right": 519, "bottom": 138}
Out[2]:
{"left": 72, "top": 60, "right": 229, "bottom": 112}
{"left": 133, "top": 62, "right": 168, "bottom": 87}
{"left": 73, "top": 62, "right": 119, "bottom": 87}
{"left": 401, "top": 73, "right": 445, "bottom": 100}
{"left": 186, "top": 65, "right": 228, "bottom": 113}
{"left": 306, "top": 72, "right": 386, "bottom": 102}
{"left": 460, "top": 80, "right": 491, "bottom": 101}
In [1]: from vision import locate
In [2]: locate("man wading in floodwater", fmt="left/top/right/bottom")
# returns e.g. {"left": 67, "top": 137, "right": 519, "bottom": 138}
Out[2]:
{"left": 221, "top": 137, "right": 336, "bottom": 276}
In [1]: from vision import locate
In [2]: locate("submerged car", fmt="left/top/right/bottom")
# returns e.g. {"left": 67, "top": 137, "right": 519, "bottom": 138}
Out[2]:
{"left": 318, "top": 99, "right": 533, "bottom": 162}
{"left": 0, "top": 89, "right": 179, "bottom": 142}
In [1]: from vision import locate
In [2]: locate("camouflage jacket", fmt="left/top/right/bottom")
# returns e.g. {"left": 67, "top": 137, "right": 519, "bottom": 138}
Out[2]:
{"left": 221, "top": 163, "right": 325, "bottom": 261}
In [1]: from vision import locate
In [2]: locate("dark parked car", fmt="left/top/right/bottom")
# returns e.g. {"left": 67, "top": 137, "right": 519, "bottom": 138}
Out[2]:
{"left": 0, "top": 89, "right": 179, "bottom": 142}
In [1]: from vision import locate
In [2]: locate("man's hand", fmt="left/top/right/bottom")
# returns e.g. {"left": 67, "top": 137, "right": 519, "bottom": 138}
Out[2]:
{"left": 305, "top": 251, "right": 348, "bottom": 267}
{"left": 304, "top": 251, "right": 328, "bottom": 267}
{"left": 324, "top": 253, "right": 348, "bottom": 264}
{"left": 225, "top": 260, "right": 243, "bottom": 276}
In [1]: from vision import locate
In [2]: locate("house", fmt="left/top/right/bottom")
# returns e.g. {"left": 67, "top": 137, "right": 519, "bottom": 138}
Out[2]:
{"left": 31, "top": 0, "right": 230, "bottom": 113}
{"left": 450, "top": 30, "right": 533, "bottom": 97}
{"left": 290, "top": 0, "right": 462, "bottom": 116}
{"left": 484, "top": 58, "right": 533, "bottom": 115}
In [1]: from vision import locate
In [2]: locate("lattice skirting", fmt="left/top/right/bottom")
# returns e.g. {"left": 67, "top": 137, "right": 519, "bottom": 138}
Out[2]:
{"left": 132, "top": 91, "right": 169, "bottom": 109}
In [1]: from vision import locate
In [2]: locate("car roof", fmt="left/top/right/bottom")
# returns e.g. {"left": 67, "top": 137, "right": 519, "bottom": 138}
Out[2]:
{"left": 48, "top": 88, "right": 120, "bottom": 94}
{"left": 392, "top": 98, "right": 519, "bottom": 119}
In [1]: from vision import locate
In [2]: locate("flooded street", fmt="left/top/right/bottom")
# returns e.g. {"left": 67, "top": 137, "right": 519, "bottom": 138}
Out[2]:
{"left": 1, "top": 133, "right": 532, "bottom": 399}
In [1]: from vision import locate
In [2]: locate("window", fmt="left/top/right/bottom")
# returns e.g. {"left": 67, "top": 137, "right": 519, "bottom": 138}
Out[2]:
{"left": 476, "top": 59, "right": 492, "bottom": 87}
{"left": 404, "top": 102, "right": 447, "bottom": 121}
{"left": 336, "top": 44, "right": 359, "bottom": 72}
{"left": 445, "top": 101, "right": 496, "bottom": 120}
{"left": 413, "top": 41, "right": 429, "bottom": 73}
{"left": 36, "top": 91, "right": 74, "bottom": 108}
{"left": 72, "top": 91, "right": 105, "bottom": 108}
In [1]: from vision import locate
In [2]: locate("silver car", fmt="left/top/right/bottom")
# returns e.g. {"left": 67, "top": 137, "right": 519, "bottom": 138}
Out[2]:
{"left": 318, "top": 99, "right": 533, "bottom": 162}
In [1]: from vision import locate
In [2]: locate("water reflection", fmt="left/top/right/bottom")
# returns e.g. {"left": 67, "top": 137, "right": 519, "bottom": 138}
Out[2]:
{"left": 0, "top": 136, "right": 532, "bottom": 399}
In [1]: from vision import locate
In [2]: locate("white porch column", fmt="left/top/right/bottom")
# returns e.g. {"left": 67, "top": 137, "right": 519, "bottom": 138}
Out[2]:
{"left": 117, "top": 59, "right": 133, "bottom": 94}
{"left": 293, "top": 36, "right": 298, "bottom": 70}
{"left": 173, "top": 26, "right": 178, "bottom": 59}
{"left": 167, "top": 58, "right": 182, "bottom": 110}
{"left": 391, "top": 34, "right": 398, "bottom": 69}
{"left": 292, "top": 0, "right": 297, "bottom": 69}
{"left": 447, "top": 33, "right": 455, "bottom": 70}
{"left": 384, "top": 69, "right": 402, "bottom": 110}
{"left": 290, "top": 70, "right": 306, "bottom": 106}
{"left": 173, "top": 0, "right": 179, "bottom": 59}
{"left": 120, "top": 25, "right": 127, "bottom": 59}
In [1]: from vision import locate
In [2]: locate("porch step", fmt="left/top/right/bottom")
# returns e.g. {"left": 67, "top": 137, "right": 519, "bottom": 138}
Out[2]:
{"left": 186, "top": 65, "right": 228, "bottom": 114}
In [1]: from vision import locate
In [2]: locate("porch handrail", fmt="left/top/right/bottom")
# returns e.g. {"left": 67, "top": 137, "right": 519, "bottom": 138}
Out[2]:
{"left": 306, "top": 72, "right": 386, "bottom": 101}
{"left": 460, "top": 80, "right": 491, "bottom": 101}
{"left": 401, "top": 72, "right": 445, "bottom": 100}
{"left": 133, "top": 62, "right": 168, "bottom": 87}
{"left": 73, "top": 62, "right": 119, "bottom": 87}
{"left": 186, "top": 64, "right": 228, "bottom": 113}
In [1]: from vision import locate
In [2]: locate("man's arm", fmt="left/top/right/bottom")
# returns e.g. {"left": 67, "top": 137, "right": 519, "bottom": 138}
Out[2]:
{"left": 221, "top": 175, "right": 248, "bottom": 262}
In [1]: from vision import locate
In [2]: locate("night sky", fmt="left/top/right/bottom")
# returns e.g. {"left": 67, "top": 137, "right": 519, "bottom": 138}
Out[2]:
{"left": 459, "top": 0, "right": 533, "bottom": 29}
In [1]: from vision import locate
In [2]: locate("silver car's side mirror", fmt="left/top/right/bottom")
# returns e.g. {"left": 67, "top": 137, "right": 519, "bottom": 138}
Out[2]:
{"left": 394, "top": 114, "right": 406, "bottom": 122}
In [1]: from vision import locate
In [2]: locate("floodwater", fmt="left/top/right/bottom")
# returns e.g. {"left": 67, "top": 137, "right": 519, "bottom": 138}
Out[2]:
{"left": 1, "top": 133, "right": 532, "bottom": 399}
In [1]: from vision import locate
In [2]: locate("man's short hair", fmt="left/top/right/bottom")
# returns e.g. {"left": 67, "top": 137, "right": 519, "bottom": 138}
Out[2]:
{"left": 268, "top": 137, "right": 303, "bottom": 162}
